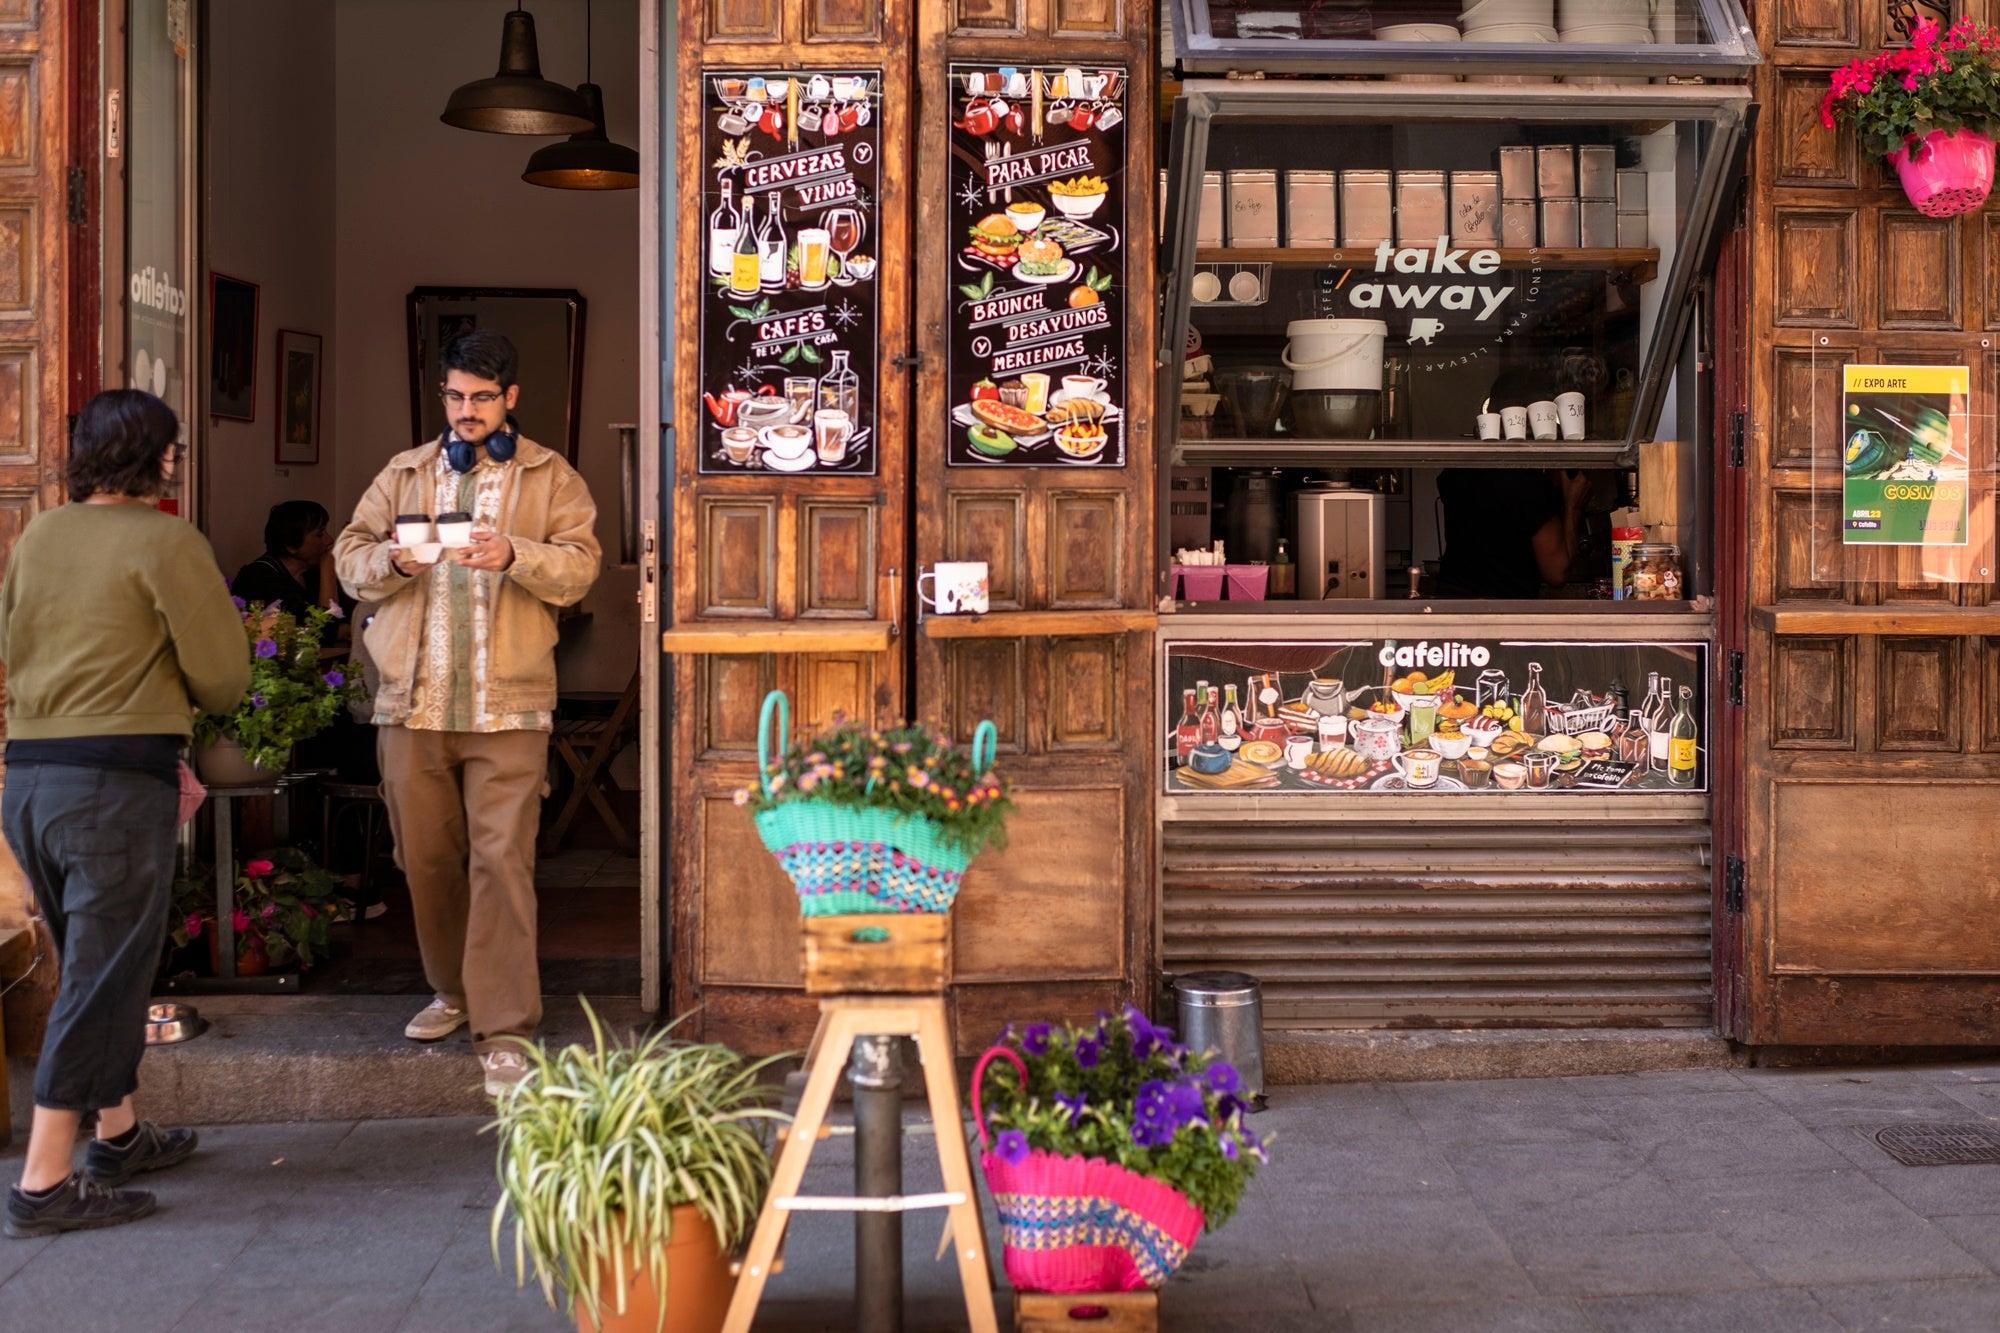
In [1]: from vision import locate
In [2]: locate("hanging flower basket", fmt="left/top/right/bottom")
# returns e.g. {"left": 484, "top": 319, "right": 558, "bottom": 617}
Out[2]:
{"left": 747, "top": 691, "right": 1005, "bottom": 916}
{"left": 972, "top": 1046, "right": 1206, "bottom": 1293}
{"left": 1889, "top": 128, "right": 1997, "bottom": 218}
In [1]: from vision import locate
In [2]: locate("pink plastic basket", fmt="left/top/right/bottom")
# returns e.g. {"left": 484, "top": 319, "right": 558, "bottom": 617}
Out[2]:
{"left": 1223, "top": 564, "right": 1268, "bottom": 601}
{"left": 972, "top": 1047, "right": 1205, "bottom": 1293}
{"left": 1173, "top": 565, "right": 1226, "bottom": 602}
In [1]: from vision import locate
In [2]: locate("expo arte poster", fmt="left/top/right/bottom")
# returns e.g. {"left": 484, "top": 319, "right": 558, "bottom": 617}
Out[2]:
{"left": 1841, "top": 363, "right": 1970, "bottom": 547}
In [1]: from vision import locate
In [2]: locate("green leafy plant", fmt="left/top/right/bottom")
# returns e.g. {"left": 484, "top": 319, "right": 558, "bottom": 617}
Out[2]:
{"left": 979, "top": 1005, "right": 1267, "bottom": 1230}
{"left": 737, "top": 714, "right": 1014, "bottom": 859}
{"left": 193, "top": 600, "right": 365, "bottom": 771}
{"left": 489, "top": 1005, "right": 788, "bottom": 1329}
{"left": 1821, "top": 17, "right": 2000, "bottom": 161}
{"left": 168, "top": 847, "right": 349, "bottom": 972}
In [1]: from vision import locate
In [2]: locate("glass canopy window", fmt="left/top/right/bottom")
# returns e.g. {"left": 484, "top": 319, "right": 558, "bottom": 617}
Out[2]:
{"left": 1171, "top": 0, "right": 1758, "bottom": 77}
{"left": 1160, "top": 85, "right": 1750, "bottom": 458}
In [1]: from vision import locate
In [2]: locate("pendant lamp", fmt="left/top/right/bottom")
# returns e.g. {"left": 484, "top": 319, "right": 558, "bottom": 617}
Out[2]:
{"left": 441, "top": 6, "right": 593, "bottom": 136}
{"left": 523, "top": 1, "right": 639, "bottom": 190}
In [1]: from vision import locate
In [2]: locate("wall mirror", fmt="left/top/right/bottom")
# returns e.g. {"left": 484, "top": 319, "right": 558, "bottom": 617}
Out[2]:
{"left": 407, "top": 287, "right": 588, "bottom": 461}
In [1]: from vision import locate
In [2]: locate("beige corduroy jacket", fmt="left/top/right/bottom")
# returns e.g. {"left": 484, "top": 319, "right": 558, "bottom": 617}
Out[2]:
{"left": 333, "top": 436, "right": 601, "bottom": 726}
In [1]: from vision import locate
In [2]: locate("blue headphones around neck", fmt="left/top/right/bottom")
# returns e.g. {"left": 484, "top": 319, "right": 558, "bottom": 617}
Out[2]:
{"left": 444, "top": 420, "right": 519, "bottom": 474}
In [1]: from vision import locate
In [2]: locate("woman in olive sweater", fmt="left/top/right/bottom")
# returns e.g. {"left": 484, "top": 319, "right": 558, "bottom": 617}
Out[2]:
{"left": 0, "top": 390, "right": 249, "bottom": 1237}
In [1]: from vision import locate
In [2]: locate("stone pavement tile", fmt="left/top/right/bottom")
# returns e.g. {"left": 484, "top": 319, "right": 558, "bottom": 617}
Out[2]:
{"left": 1548, "top": 1070, "right": 1751, "bottom": 1099}
{"left": 1931, "top": 1214, "right": 2000, "bottom": 1274}
{"left": 320, "top": 1116, "right": 501, "bottom": 1198}
{"left": 1805, "top": 1125, "right": 1915, "bottom": 1173}
{"left": 1855, "top": 1162, "right": 2000, "bottom": 1219}
{"left": 1678, "top": 1171, "right": 1987, "bottom": 1286}
{"left": 1740, "top": 1071, "right": 1980, "bottom": 1131}
{"left": 1809, "top": 1278, "right": 2000, "bottom": 1332}
{"left": 1582, "top": 1288, "right": 1844, "bottom": 1332}
{"left": 1620, "top": 1121, "right": 1858, "bottom": 1181}
{"left": 402, "top": 1209, "right": 570, "bottom": 1332}
{"left": 1288, "top": 1196, "right": 1536, "bottom": 1309}
{"left": 1166, "top": 1309, "right": 1354, "bottom": 1333}
{"left": 0, "top": 1232, "right": 51, "bottom": 1286}
{"left": 1281, "top": 1142, "right": 1463, "bottom": 1199}
{"left": 1261, "top": 1090, "right": 1424, "bottom": 1147}
{"left": 1506, "top": 1229, "right": 1762, "bottom": 1299}
{"left": 1165, "top": 1243, "right": 1315, "bottom": 1321}
{"left": 1936, "top": 1081, "right": 2000, "bottom": 1121}
{"left": 1449, "top": 1155, "right": 1706, "bottom": 1241}
{"left": 225, "top": 1181, "right": 474, "bottom": 1286}
{"left": 0, "top": 1217, "right": 258, "bottom": 1332}
{"left": 1346, "top": 1297, "right": 1596, "bottom": 1333}
{"left": 1392, "top": 1084, "right": 1620, "bottom": 1149}
{"left": 173, "top": 1279, "right": 415, "bottom": 1332}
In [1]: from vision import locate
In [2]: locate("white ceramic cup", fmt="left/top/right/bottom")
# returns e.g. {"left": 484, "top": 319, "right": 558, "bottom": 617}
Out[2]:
{"left": 1316, "top": 712, "right": 1349, "bottom": 747}
{"left": 1394, "top": 748, "right": 1443, "bottom": 788}
{"left": 395, "top": 515, "right": 435, "bottom": 548}
{"left": 1556, "top": 391, "right": 1587, "bottom": 440}
{"left": 1191, "top": 271, "right": 1222, "bottom": 303}
{"left": 1285, "top": 733, "right": 1315, "bottom": 769}
{"left": 408, "top": 541, "right": 444, "bottom": 566}
{"left": 917, "top": 561, "right": 990, "bottom": 615}
{"left": 1476, "top": 412, "right": 1502, "bottom": 440}
{"left": 1528, "top": 400, "right": 1561, "bottom": 441}
{"left": 435, "top": 513, "right": 475, "bottom": 548}
{"left": 1062, "top": 375, "right": 1105, "bottom": 400}
{"left": 1500, "top": 405, "right": 1529, "bottom": 440}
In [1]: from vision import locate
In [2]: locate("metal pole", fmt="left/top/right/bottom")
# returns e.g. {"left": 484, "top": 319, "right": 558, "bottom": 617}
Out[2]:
{"left": 849, "top": 1033, "right": 904, "bottom": 1333}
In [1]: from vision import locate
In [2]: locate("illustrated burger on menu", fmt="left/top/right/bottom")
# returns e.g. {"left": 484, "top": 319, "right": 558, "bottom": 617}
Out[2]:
{"left": 968, "top": 214, "right": 1022, "bottom": 263}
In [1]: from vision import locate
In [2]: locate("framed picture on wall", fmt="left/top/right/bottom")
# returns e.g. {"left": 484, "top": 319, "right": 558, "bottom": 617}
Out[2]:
{"left": 209, "top": 272, "right": 258, "bottom": 421}
{"left": 275, "top": 329, "right": 322, "bottom": 464}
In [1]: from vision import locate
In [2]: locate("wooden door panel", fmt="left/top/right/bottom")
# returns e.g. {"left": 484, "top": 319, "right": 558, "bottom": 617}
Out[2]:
{"left": 949, "top": 490, "right": 1027, "bottom": 607}
{"left": 699, "top": 797, "right": 803, "bottom": 986}
{"left": 953, "top": 787, "right": 1125, "bottom": 981}
{"left": 1048, "top": 490, "right": 1124, "bottom": 608}
{"left": 708, "top": 0, "right": 784, "bottom": 43}
{"left": 948, "top": 638, "right": 1026, "bottom": 749}
{"left": 1773, "top": 0, "right": 1858, "bottom": 47}
{"left": 799, "top": 501, "right": 875, "bottom": 615}
{"left": 0, "top": 343, "right": 33, "bottom": 464}
{"left": 1773, "top": 68, "right": 1855, "bottom": 188}
{"left": 1873, "top": 636, "right": 1961, "bottom": 751}
{"left": 1047, "top": 637, "right": 1120, "bottom": 748}
{"left": 1984, "top": 638, "right": 2000, "bottom": 752}
{"left": 1773, "top": 209, "right": 1858, "bottom": 326}
{"left": 700, "top": 654, "right": 775, "bottom": 756}
{"left": 1771, "top": 636, "right": 1853, "bottom": 749}
{"left": 806, "top": 0, "right": 883, "bottom": 43}
{"left": 1877, "top": 212, "right": 1959, "bottom": 330}
{"left": 951, "top": 0, "right": 1025, "bottom": 36}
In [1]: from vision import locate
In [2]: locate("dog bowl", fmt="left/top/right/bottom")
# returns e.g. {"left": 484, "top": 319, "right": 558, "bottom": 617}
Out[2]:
{"left": 144, "top": 1002, "right": 209, "bottom": 1046}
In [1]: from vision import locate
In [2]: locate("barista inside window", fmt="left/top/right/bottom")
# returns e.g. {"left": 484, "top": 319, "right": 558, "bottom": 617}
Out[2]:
{"left": 1436, "top": 369, "right": 1590, "bottom": 599}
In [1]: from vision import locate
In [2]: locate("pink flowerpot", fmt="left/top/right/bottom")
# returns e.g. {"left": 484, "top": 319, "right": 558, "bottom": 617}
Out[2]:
{"left": 1888, "top": 129, "right": 1996, "bottom": 219}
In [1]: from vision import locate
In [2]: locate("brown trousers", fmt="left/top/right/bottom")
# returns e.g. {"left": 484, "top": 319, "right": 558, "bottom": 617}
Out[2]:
{"left": 377, "top": 726, "right": 547, "bottom": 1052}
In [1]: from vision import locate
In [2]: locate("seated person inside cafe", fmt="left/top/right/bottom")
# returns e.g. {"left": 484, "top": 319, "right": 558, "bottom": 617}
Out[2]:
{"left": 1436, "top": 369, "right": 1593, "bottom": 599}
{"left": 231, "top": 500, "right": 344, "bottom": 619}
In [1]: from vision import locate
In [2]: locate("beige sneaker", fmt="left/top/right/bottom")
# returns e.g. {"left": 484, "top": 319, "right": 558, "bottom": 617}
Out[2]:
{"left": 404, "top": 998, "right": 467, "bottom": 1042}
{"left": 482, "top": 1049, "right": 530, "bottom": 1097}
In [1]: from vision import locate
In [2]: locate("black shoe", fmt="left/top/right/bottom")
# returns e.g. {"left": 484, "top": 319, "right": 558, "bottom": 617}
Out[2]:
{"left": 84, "top": 1121, "right": 198, "bottom": 1187}
{"left": 5, "top": 1173, "right": 156, "bottom": 1238}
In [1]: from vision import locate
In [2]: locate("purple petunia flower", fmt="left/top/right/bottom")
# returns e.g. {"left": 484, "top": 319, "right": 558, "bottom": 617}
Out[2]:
{"left": 1055, "top": 1090, "right": 1087, "bottom": 1126}
{"left": 323, "top": 670, "right": 345, "bottom": 687}
{"left": 1073, "top": 1034, "right": 1102, "bottom": 1069}
{"left": 254, "top": 638, "right": 278, "bottom": 658}
{"left": 1022, "top": 1022, "right": 1051, "bottom": 1057}
{"left": 231, "top": 596, "right": 247, "bottom": 611}
{"left": 1222, "top": 1137, "right": 1240, "bottom": 1161}
{"left": 995, "top": 1130, "right": 1030, "bottom": 1166}
{"left": 250, "top": 693, "right": 267, "bottom": 708}
{"left": 1167, "top": 1080, "right": 1207, "bottom": 1126}
{"left": 1125, "top": 1004, "right": 1165, "bottom": 1058}
{"left": 1205, "top": 1063, "right": 1242, "bottom": 1095}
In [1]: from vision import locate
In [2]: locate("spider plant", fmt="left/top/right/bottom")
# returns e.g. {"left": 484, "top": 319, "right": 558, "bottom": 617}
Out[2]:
{"left": 489, "top": 1002, "right": 788, "bottom": 1330}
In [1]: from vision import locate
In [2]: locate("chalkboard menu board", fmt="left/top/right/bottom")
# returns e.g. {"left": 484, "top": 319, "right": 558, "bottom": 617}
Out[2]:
{"left": 697, "top": 69, "right": 880, "bottom": 476}
{"left": 946, "top": 64, "right": 1128, "bottom": 469}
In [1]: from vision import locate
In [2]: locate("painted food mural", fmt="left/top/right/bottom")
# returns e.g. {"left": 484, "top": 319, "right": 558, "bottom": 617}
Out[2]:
{"left": 699, "top": 70, "right": 880, "bottom": 475}
{"left": 948, "top": 64, "right": 1127, "bottom": 468}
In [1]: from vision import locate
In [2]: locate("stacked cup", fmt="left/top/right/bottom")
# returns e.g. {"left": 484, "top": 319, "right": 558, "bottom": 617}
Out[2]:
{"left": 1558, "top": 0, "right": 1653, "bottom": 83}
{"left": 1460, "top": 0, "right": 1557, "bottom": 83}
{"left": 1375, "top": 22, "right": 1462, "bottom": 84}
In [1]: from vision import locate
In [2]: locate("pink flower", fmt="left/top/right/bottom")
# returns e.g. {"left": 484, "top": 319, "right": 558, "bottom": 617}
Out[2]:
{"left": 244, "top": 859, "right": 274, "bottom": 878}
{"left": 906, "top": 767, "right": 930, "bottom": 788}
{"left": 733, "top": 788, "right": 751, "bottom": 806}
{"left": 184, "top": 913, "right": 204, "bottom": 939}
{"left": 300, "top": 904, "right": 317, "bottom": 917}
{"left": 231, "top": 909, "right": 251, "bottom": 932}
{"left": 1904, "top": 74, "right": 1919, "bottom": 90}
{"left": 798, "top": 772, "right": 819, "bottom": 793}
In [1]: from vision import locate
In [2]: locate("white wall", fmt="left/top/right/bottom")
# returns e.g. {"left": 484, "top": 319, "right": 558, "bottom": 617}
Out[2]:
{"left": 205, "top": 0, "right": 338, "bottom": 578}
{"left": 206, "top": 0, "right": 642, "bottom": 690}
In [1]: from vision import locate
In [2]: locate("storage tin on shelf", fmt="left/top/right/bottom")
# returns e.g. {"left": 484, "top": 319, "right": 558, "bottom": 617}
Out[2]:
{"left": 1541, "top": 197, "right": 1580, "bottom": 247}
{"left": 1227, "top": 169, "right": 1280, "bottom": 247}
{"left": 1580, "top": 199, "right": 1618, "bottom": 248}
{"left": 1617, "top": 211, "right": 1649, "bottom": 247}
{"left": 1502, "top": 199, "right": 1538, "bottom": 247}
{"left": 1340, "top": 169, "right": 1393, "bottom": 245}
{"left": 1285, "top": 170, "right": 1338, "bottom": 246}
{"left": 1198, "top": 170, "right": 1225, "bottom": 247}
{"left": 1537, "top": 144, "right": 1577, "bottom": 198}
{"left": 1498, "top": 145, "right": 1536, "bottom": 200}
{"left": 1394, "top": 169, "right": 1447, "bottom": 245}
{"left": 1450, "top": 170, "right": 1501, "bottom": 247}
{"left": 1577, "top": 145, "right": 1617, "bottom": 200}
{"left": 1616, "top": 167, "right": 1647, "bottom": 211}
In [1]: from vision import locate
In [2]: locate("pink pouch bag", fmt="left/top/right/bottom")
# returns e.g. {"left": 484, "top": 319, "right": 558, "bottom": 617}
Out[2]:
{"left": 176, "top": 759, "right": 207, "bottom": 827}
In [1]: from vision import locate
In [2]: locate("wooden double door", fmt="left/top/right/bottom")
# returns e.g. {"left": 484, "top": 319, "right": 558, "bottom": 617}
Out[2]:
{"left": 666, "top": 0, "right": 1158, "bottom": 1053}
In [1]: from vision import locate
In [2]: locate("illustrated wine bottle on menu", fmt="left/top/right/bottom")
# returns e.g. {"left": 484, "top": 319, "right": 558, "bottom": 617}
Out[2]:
{"left": 1199, "top": 687, "right": 1220, "bottom": 745}
{"left": 1668, "top": 685, "right": 1699, "bottom": 786}
{"left": 1175, "top": 688, "right": 1199, "bottom": 763}
{"left": 1219, "top": 684, "right": 1242, "bottom": 752}
{"left": 1648, "top": 675, "right": 1674, "bottom": 771}
{"left": 708, "top": 179, "right": 738, "bottom": 278}
{"left": 1519, "top": 661, "right": 1548, "bottom": 735}
{"left": 729, "top": 195, "right": 762, "bottom": 297}
{"left": 759, "top": 190, "right": 787, "bottom": 290}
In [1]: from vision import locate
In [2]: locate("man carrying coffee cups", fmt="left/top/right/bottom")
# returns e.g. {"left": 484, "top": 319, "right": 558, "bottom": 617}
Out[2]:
{"left": 333, "top": 331, "right": 601, "bottom": 1097}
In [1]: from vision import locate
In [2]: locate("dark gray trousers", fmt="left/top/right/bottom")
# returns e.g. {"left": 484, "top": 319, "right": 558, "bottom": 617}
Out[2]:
{"left": 2, "top": 765, "right": 177, "bottom": 1111}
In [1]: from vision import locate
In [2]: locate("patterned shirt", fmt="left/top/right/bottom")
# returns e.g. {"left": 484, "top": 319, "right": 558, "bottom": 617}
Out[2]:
{"left": 390, "top": 448, "right": 553, "bottom": 734}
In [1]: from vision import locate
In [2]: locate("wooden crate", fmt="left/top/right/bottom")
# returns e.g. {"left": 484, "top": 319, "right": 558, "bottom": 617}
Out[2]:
{"left": 801, "top": 913, "right": 950, "bottom": 995}
{"left": 1015, "top": 1290, "right": 1159, "bottom": 1332}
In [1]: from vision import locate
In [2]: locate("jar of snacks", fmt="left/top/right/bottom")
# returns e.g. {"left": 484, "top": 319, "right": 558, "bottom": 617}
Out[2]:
{"left": 1629, "top": 543, "right": 1683, "bottom": 601}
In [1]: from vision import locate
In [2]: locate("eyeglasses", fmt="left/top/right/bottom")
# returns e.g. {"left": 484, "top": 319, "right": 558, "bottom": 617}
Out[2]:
{"left": 440, "top": 390, "right": 505, "bottom": 408}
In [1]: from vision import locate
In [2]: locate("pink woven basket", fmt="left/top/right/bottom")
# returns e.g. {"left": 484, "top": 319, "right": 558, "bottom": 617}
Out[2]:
{"left": 972, "top": 1047, "right": 1205, "bottom": 1293}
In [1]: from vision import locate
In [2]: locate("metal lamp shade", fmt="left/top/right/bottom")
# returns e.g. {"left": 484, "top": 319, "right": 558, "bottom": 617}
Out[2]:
{"left": 441, "top": 8, "right": 594, "bottom": 136}
{"left": 523, "top": 84, "right": 639, "bottom": 190}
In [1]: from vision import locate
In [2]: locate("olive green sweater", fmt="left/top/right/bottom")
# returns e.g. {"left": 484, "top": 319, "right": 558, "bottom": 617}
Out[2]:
{"left": 0, "top": 503, "right": 250, "bottom": 738}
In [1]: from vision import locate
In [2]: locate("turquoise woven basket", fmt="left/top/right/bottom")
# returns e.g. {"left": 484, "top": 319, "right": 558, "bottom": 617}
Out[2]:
{"left": 752, "top": 691, "right": 999, "bottom": 916}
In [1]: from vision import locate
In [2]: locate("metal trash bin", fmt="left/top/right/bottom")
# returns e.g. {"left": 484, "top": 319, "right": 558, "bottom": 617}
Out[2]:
{"left": 1171, "top": 971, "right": 1265, "bottom": 1109}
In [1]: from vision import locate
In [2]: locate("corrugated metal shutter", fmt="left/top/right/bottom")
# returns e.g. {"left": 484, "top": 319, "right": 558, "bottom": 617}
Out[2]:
{"left": 1162, "top": 822, "right": 1712, "bottom": 1029}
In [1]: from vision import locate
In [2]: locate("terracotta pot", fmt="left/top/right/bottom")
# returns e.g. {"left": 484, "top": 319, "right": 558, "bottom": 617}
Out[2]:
{"left": 196, "top": 738, "right": 285, "bottom": 788}
{"left": 206, "top": 927, "right": 269, "bottom": 977}
{"left": 575, "top": 1205, "right": 735, "bottom": 1333}
{"left": 1888, "top": 128, "right": 1996, "bottom": 218}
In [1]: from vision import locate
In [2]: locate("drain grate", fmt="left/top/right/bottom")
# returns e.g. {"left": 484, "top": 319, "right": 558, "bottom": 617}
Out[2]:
{"left": 1873, "top": 1123, "right": 2000, "bottom": 1167}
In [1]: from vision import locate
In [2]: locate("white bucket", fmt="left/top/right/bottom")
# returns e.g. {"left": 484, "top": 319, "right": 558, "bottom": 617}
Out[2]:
{"left": 1282, "top": 319, "right": 1388, "bottom": 393}
{"left": 1375, "top": 23, "right": 1461, "bottom": 40}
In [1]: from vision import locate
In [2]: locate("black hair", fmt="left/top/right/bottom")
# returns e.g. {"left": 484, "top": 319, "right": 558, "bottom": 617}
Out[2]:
{"left": 67, "top": 389, "right": 179, "bottom": 501}
{"left": 264, "top": 499, "right": 331, "bottom": 556}
{"left": 440, "top": 329, "right": 519, "bottom": 390}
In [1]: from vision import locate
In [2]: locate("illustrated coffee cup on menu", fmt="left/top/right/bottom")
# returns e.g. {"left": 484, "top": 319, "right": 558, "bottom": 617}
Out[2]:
{"left": 395, "top": 513, "right": 435, "bottom": 548}
{"left": 436, "top": 512, "right": 475, "bottom": 548}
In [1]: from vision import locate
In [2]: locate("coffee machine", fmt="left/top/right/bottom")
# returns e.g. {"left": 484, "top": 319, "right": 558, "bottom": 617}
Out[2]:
{"left": 1293, "top": 480, "right": 1385, "bottom": 600}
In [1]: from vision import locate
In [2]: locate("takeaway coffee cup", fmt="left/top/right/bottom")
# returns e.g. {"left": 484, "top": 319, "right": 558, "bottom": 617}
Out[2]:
{"left": 1500, "top": 406, "right": 1529, "bottom": 440}
{"left": 1528, "top": 400, "right": 1561, "bottom": 441}
{"left": 1556, "top": 391, "right": 1587, "bottom": 440}
{"left": 917, "top": 561, "right": 989, "bottom": 614}
{"left": 1476, "top": 412, "right": 1502, "bottom": 440}
{"left": 435, "top": 512, "right": 475, "bottom": 548}
{"left": 395, "top": 514, "right": 435, "bottom": 548}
